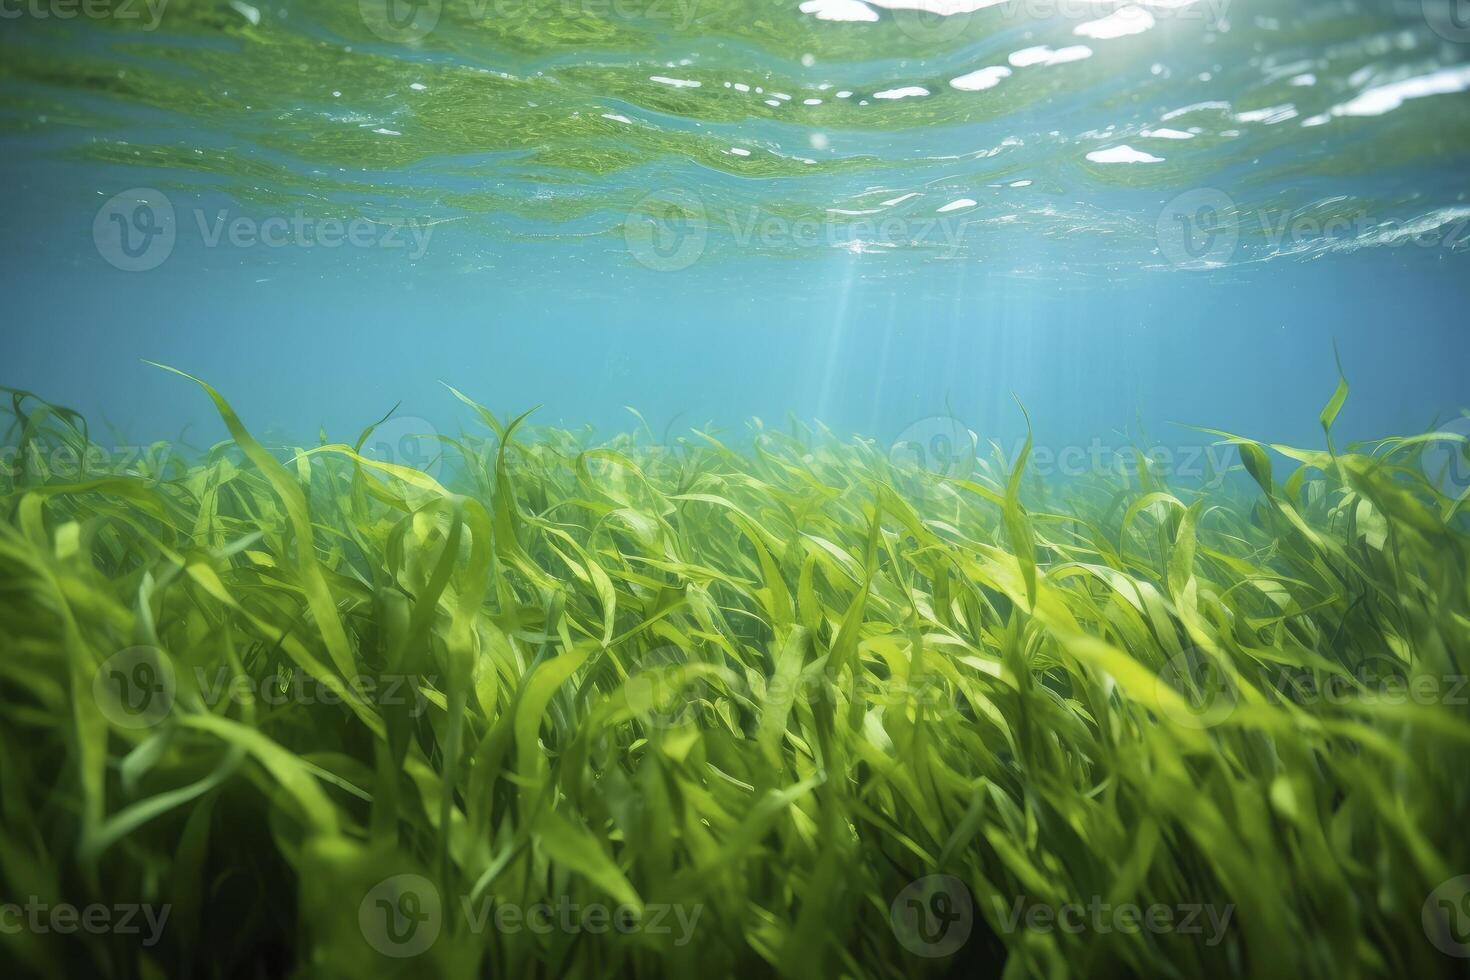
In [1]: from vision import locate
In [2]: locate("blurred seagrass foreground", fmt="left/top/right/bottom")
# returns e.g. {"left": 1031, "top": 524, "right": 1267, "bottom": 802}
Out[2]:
{"left": 1, "top": 368, "right": 1469, "bottom": 980}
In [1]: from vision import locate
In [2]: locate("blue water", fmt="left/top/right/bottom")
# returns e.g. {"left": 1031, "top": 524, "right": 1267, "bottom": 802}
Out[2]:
{"left": 2, "top": 0, "right": 1468, "bottom": 467}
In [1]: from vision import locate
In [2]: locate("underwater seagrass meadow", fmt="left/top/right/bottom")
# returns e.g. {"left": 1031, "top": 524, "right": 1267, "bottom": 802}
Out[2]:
{"left": 4, "top": 0, "right": 1470, "bottom": 978}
